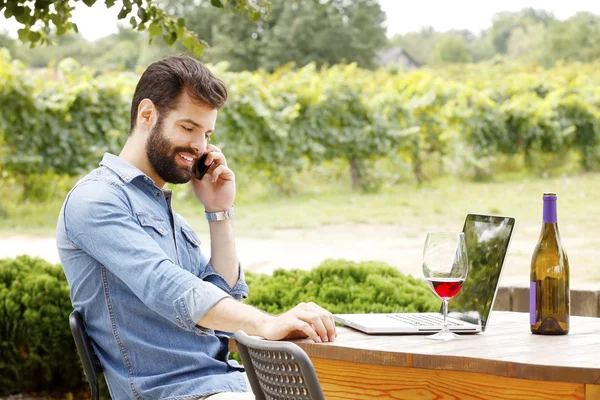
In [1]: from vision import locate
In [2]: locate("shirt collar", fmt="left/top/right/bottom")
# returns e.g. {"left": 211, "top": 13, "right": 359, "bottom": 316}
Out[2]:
{"left": 99, "top": 153, "right": 151, "bottom": 184}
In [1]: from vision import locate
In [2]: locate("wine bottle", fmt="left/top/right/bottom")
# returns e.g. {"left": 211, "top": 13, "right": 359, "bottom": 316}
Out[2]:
{"left": 530, "top": 192, "right": 570, "bottom": 335}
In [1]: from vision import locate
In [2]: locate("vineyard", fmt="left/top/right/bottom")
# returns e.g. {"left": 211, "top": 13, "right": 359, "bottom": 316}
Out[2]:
{"left": 1, "top": 49, "right": 599, "bottom": 196}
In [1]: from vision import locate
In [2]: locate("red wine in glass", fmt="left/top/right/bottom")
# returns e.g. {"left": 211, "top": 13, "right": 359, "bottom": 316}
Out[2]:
{"left": 422, "top": 231, "right": 469, "bottom": 341}
{"left": 426, "top": 277, "right": 465, "bottom": 300}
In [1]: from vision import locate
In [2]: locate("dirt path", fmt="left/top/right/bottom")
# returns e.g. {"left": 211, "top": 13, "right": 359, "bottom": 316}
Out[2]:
{"left": 1, "top": 223, "right": 598, "bottom": 287}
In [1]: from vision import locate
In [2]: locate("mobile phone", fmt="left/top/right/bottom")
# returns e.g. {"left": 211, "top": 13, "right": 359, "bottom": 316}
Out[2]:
{"left": 192, "top": 153, "right": 212, "bottom": 180}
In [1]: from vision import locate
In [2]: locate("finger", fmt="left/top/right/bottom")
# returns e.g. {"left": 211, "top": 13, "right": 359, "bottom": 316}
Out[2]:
{"left": 292, "top": 320, "right": 321, "bottom": 343}
{"left": 206, "top": 144, "right": 222, "bottom": 153}
{"left": 204, "top": 151, "right": 227, "bottom": 167}
{"left": 307, "top": 302, "right": 337, "bottom": 340}
{"left": 297, "top": 311, "right": 328, "bottom": 342}
{"left": 208, "top": 164, "right": 234, "bottom": 183}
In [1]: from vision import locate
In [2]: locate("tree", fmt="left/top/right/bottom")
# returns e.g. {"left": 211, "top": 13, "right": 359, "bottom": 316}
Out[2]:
{"left": 468, "top": 33, "right": 496, "bottom": 62}
{"left": 164, "top": 0, "right": 387, "bottom": 72}
{"left": 488, "top": 8, "right": 555, "bottom": 54}
{"left": 389, "top": 27, "right": 492, "bottom": 65}
{"left": 0, "top": 0, "right": 270, "bottom": 57}
{"left": 0, "top": 32, "right": 17, "bottom": 54}
{"left": 259, "top": 0, "right": 387, "bottom": 71}
{"left": 542, "top": 12, "right": 600, "bottom": 64}
{"left": 507, "top": 23, "right": 546, "bottom": 62}
{"left": 432, "top": 34, "right": 472, "bottom": 64}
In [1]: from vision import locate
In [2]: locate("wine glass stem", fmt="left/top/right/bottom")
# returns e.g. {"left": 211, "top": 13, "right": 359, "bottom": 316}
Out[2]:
{"left": 442, "top": 299, "right": 449, "bottom": 333}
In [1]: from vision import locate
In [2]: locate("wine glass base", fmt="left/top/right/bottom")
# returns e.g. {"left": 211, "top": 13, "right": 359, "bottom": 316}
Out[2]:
{"left": 426, "top": 330, "right": 465, "bottom": 341}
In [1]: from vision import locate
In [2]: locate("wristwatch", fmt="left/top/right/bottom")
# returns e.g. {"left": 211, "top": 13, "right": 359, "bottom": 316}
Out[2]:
{"left": 205, "top": 205, "right": 235, "bottom": 222}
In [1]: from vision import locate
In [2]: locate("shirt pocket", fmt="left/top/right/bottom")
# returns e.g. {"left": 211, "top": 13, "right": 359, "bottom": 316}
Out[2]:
{"left": 136, "top": 212, "right": 169, "bottom": 239}
{"left": 181, "top": 226, "right": 202, "bottom": 275}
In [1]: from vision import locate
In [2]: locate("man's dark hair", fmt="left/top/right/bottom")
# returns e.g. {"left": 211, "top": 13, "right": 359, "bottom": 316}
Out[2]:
{"left": 129, "top": 55, "right": 228, "bottom": 134}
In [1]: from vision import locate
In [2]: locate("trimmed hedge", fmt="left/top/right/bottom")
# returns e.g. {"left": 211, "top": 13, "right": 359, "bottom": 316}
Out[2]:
{"left": 0, "top": 256, "right": 438, "bottom": 396}
{"left": 244, "top": 259, "right": 439, "bottom": 314}
{"left": 0, "top": 256, "right": 83, "bottom": 395}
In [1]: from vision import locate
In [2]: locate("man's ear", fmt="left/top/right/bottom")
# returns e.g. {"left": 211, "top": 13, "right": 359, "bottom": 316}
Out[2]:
{"left": 137, "top": 99, "right": 157, "bottom": 132}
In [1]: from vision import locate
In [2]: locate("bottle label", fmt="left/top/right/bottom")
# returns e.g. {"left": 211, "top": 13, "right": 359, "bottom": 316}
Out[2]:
{"left": 530, "top": 281, "right": 536, "bottom": 325}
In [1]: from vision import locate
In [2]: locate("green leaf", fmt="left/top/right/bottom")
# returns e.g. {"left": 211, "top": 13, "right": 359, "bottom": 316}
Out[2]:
{"left": 117, "top": 6, "right": 129, "bottom": 19}
{"left": 82, "top": 0, "right": 96, "bottom": 6}
{"left": 148, "top": 22, "right": 162, "bottom": 37}
{"left": 106, "top": 0, "right": 116, "bottom": 7}
{"left": 183, "top": 35, "right": 196, "bottom": 51}
{"left": 129, "top": 16, "right": 137, "bottom": 28}
{"left": 163, "top": 31, "right": 177, "bottom": 46}
{"left": 49, "top": 13, "right": 60, "bottom": 26}
{"left": 175, "top": 26, "right": 184, "bottom": 40}
{"left": 211, "top": 0, "right": 224, "bottom": 8}
{"left": 14, "top": 8, "right": 31, "bottom": 24}
{"left": 29, "top": 31, "right": 41, "bottom": 43}
{"left": 249, "top": 9, "right": 262, "bottom": 22}
{"left": 17, "top": 28, "right": 29, "bottom": 42}
{"left": 177, "top": 17, "right": 185, "bottom": 28}
{"left": 193, "top": 43, "right": 205, "bottom": 58}
{"left": 72, "top": 23, "right": 79, "bottom": 33}
{"left": 137, "top": 7, "right": 147, "bottom": 23}
{"left": 12, "top": 4, "right": 23, "bottom": 16}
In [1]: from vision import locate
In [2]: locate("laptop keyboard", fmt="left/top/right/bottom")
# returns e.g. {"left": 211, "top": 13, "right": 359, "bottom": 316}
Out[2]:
{"left": 387, "top": 313, "right": 461, "bottom": 327}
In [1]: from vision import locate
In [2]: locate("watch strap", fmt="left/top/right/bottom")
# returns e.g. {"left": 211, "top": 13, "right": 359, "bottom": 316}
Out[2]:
{"left": 205, "top": 205, "right": 235, "bottom": 222}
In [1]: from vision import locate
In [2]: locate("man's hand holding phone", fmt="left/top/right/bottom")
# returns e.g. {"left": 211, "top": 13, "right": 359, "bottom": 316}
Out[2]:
{"left": 191, "top": 144, "right": 236, "bottom": 213}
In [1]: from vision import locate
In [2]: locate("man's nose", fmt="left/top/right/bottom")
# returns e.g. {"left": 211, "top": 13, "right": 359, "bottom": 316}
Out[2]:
{"left": 190, "top": 141, "right": 205, "bottom": 155}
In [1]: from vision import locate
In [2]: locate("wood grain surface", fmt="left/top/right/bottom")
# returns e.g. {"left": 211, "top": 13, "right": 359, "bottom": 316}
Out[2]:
{"left": 311, "top": 358, "right": 586, "bottom": 400}
{"left": 230, "top": 312, "right": 600, "bottom": 384}
{"left": 586, "top": 385, "right": 600, "bottom": 400}
{"left": 294, "top": 311, "right": 600, "bottom": 384}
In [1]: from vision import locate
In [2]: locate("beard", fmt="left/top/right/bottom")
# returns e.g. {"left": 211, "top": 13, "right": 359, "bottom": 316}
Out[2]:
{"left": 146, "top": 116, "right": 194, "bottom": 184}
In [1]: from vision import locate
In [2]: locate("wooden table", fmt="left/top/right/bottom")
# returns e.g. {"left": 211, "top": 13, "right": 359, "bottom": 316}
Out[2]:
{"left": 232, "top": 312, "right": 600, "bottom": 400}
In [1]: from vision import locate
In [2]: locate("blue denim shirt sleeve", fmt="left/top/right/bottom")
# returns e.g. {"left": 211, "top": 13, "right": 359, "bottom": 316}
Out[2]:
{"left": 200, "top": 262, "right": 249, "bottom": 301}
{"left": 63, "top": 180, "right": 230, "bottom": 332}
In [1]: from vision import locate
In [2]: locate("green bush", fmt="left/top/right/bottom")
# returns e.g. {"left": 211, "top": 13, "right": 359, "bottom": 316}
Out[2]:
{"left": 0, "top": 52, "right": 130, "bottom": 177}
{"left": 0, "top": 256, "right": 437, "bottom": 396}
{"left": 0, "top": 256, "right": 83, "bottom": 396}
{"left": 3, "top": 50, "right": 600, "bottom": 197}
{"left": 245, "top": 259, "right": 439, "bottom": 314}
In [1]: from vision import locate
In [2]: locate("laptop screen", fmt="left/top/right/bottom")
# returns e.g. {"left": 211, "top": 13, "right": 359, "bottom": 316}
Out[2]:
{"left": 448, "top": 214, "right": 515, "bottom": 331}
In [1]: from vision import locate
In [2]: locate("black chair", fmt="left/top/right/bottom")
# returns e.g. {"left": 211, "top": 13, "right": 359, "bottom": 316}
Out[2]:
{"left": 234, "top": 330, "right": 325, "bottom": 400}
{"left": 69, "top": 310, "right": 104, "bottom": 400}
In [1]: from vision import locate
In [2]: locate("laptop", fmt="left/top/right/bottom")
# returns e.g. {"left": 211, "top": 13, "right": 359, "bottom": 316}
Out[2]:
{"left": 334, "top": 214, "right": 516, "bottom": 334}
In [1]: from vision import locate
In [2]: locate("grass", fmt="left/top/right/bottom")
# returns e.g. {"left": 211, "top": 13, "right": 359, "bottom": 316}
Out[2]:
{"left": 2, "top": 167, "right": 599, "bottom": 282}
{"left": 2, "top": 171, "right": 599, "bottom": 240}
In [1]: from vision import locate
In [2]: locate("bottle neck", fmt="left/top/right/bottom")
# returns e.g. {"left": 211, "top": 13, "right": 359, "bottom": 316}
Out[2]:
{"left": 543, "top": 198, "right": 557, "bottom": 224}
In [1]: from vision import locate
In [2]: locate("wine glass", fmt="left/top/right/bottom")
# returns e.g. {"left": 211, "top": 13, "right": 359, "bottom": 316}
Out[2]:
{"left": 422, "top": 232, "right": 469, "bottom": 341}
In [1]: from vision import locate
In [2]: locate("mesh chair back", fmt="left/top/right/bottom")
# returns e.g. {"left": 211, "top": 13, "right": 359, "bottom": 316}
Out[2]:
{"left": 69, "top": 311, "right": 103, "bottom": 400}
{"left": 234, "top": 330, "right": 325, "bottom": 400}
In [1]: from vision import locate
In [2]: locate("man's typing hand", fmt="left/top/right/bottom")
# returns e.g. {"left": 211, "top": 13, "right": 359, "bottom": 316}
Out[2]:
{"left": 259, "top": 302, "right": 337, "bottom": 343}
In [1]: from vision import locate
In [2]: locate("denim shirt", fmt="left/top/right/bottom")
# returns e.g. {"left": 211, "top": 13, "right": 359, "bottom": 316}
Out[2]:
{"left": 56, "top": 153, "right": 249, "bottom": 399}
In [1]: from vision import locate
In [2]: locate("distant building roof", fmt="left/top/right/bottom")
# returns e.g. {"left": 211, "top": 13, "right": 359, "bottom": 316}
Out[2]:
{"left": 376, "top": 48, "right": 422, "bottom": 69}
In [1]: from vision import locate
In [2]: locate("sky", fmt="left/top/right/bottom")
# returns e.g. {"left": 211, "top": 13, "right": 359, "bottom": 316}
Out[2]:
{"left": 1, "top": 0, "right": 600, "bottom": 41}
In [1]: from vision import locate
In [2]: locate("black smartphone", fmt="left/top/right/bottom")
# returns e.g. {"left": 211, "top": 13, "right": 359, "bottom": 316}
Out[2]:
{"left": 192, "top": 153, "right": 212, "bottom": 180}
